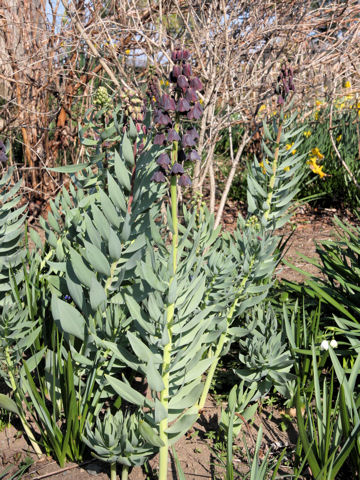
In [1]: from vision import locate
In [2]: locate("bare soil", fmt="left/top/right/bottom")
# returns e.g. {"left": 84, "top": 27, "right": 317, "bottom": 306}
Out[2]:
{"left": 0, "top": 397, "right": 298, "bottom": 480}
{"left": 1, "top": 204, "right": 356, "bottom": 479}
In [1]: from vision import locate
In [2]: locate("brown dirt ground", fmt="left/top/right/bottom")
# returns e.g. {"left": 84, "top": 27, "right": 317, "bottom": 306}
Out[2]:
{"left": 1, "top": 205, "right": 356, "bottom": 479}
{"left": 0, "top": 397, "right": 297, "bottom": 480}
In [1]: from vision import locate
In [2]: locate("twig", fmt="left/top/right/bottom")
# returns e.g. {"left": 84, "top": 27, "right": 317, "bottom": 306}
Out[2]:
{"left": 27, "top": 459, "right": 94, "bottom": 480}
{"left": 329, "top": 103, "right": 360, "bottom": 191}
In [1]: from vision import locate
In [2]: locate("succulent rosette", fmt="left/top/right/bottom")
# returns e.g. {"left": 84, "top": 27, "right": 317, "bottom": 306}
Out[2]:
{"left": 150, "top": 47, "right": 203, "bottom": 186}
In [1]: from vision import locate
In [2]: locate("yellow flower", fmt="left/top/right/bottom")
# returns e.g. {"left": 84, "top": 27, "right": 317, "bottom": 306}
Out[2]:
{"left": 125, "top": 49, "right": 130, "bottom": 54}
{"left": 344, "top": 80, "right": 351, "bottom": 89}
{"left": 258, "top": 104, "right": 266, "bottom": 113}
{"left": 315, "top": 111, "right": 319, "bottom": 121}
{"left": 336, "top": 134, "right": 342, "bottom": 143}
{"left": 311, "top": 147, "right": 324, "bottom": 160}
{"left": 308, "top": 155, "right": 326, "bottom": 178}
{"left": 304, "top": 130, "right": 312, "bottom": 138}
{"left": 286, "top": 143, "right": 297, "bottom": 155}
{"left": 284, "top": 166, "right": 290, "bottom": 172}
{"left": 336, "top": 102, "right": 345, "bottom": 110}
{"left": 259, "top": 161, "right": 266, "bottom": 174}
{"left": 315, "top": 100, "right": 323, "bottom": 106}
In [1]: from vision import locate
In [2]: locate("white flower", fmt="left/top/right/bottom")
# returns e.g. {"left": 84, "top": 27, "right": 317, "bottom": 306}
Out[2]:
{"left": 320, "top": 340, "right": 329, "bottom": 351}
{"left": 330, "top": 339, "right": 338, "bottom": 349}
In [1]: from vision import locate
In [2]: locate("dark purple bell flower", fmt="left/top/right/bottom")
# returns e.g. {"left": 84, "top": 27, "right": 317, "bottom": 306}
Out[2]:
{"left": 154, "top": 133, "right": 166, "bottom": 145}
{"left": 167, "top": 129, "right": 180, "bottom": 142}
{"left": 157, "top": 153, "right": 171, "bottom": 170}
{"left": 151, "top": 170, "right": 167, "bottom": 183}
{"left": 187, "top": 150, "right": 200, "bottom": 162}
{"left": 187, "top": 102, "right": 203, "bottom": 120}
{"left": 185, "top": 88, "right": 198, "bottom": 103}
{"left": 0, "top": 152, "right": 7, "bottom": 164}
{"left": 177, "top": 98, "right": 191, "bottom": 113}
{"left": 171, "top": 162, "right": 185, "bottom": 175}
{"left": 172, "top": 65, "right": 182, "bottom": 79}
{"left": 154, "top": 111, "right": 171, "bottom": 126}
{"left": 187, "top": 128, "right": 199, "bottom": 142}
{"left": 277, "top": 95, "right": 284, "bottom": 105}
{"left": 190, "top": 77, "right": 203, "bottom": 91}
{"left": 182, "top": 63, "right": 192, "bottom": 78}
{"left": 177, "top": 75, "right": 189, "bottom": 90}
{"left": 161, "top": 93, "right": 176, "bottom": 111}
{"left": 178, "top": 174, "right": 192, "bottom": 187}
{"left": 182, "top": 133, "right": 196, "bottom": 148}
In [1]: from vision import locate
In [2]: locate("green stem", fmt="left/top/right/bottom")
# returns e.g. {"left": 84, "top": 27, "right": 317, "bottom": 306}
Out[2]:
{"left": 5, "top": 347, "right": 42, "bottom": 457}
{"left": 198, "top": 259, "right": 255, "bottom": 411}
{"left": 264, "top": 116, "right": 283, "bottom": 221}
{"left": 110, "top": 462, "right": 117, "bottom": 480}
{"left": 120, "top": 464, "right": 129, "bottom": 480}
{"left": 159, "top": 138, "right": 179, "bottom": 480}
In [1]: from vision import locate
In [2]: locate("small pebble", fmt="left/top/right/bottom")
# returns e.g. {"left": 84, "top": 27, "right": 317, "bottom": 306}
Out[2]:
{"left": 86, "top": 463, "right": 103, "bottom": 476}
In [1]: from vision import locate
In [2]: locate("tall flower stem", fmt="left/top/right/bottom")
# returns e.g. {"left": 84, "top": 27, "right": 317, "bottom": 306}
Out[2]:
{"left": 198, "top": 258, "right": 255, "bottom": 411}
{"left": 264, "top": 113, "right": 283, "bottom": 221}
{"left": 159, "top": 133, "right": 179, "bottom": 480}
{"left": 120, "top": 464, "right": 129, "bottom": 480}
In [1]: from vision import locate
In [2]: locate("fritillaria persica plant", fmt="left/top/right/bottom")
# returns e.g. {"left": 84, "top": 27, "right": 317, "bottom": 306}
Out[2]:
{"left": 0, "top": 58, "right": 307, "bottom": 480}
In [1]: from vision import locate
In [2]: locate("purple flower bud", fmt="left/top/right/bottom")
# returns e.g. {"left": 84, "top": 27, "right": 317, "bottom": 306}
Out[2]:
{"left": 187, "top": 150, "right": 200, "bottom": 161}
{"left": 178, "top": 174, "right": 192, "bottom": 187}
{"left": 182, "top": 133, "right": 196, "bottom": 148}
{"left": 277, "top": 95, "right": 284, "bottom": 105}
{"left": 190, "top": 77, "right": 203, "bottom": 91}
{"left": 167, "top": 129, "right": 180, "bottom": 142}
{"left": 187, "top": 102, "right": 203, "bottom": 120}
{"left": 161, "top": 93, "right": 176, "bottom": 111}
{"left": 172, "top": 65, "right": 182, "bottom": 79}
{"left": 171, "top": 50, "right": 179, "bottom": 62}
{"left": 289, "top": 79, "right": 295, "bottom": 92}
{"left": 0, "top": 141, "right": 5, "bottom": 151}
{"left": 177, "top": 75, "right": 189, "bottom": 90}
{"left": 182, "top": 63, "right": 192, "bottom": 78}
{"left": 177, "top": 98, "right": 191, "bottom": 113}
{"left": 187, "top": 128, "right": 199, "bottom": 142}
{"left": 151, "top": 170, "right": 167, "bottom": 183}
{"left": 182, "top": 50, "right": 190, "bottom": 60}
{"left": 157, "top": 153, "right": 171, "bottom": 170}
{"left": 0, "top": 152, "right": 7, "bottom": 164}
{"left": 154, "top": 133, "right": 166, "bottom": 145}
{"left": 185, "top": 88, "right": 198, "bottom": 103}
{"left": 171, "top": 162, "right": 185, "bottom": 175}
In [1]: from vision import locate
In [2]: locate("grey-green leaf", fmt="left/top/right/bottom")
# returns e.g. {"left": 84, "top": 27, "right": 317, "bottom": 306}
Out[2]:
{"left": 51, "top": 295, "right": 85, "bottom": 340}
